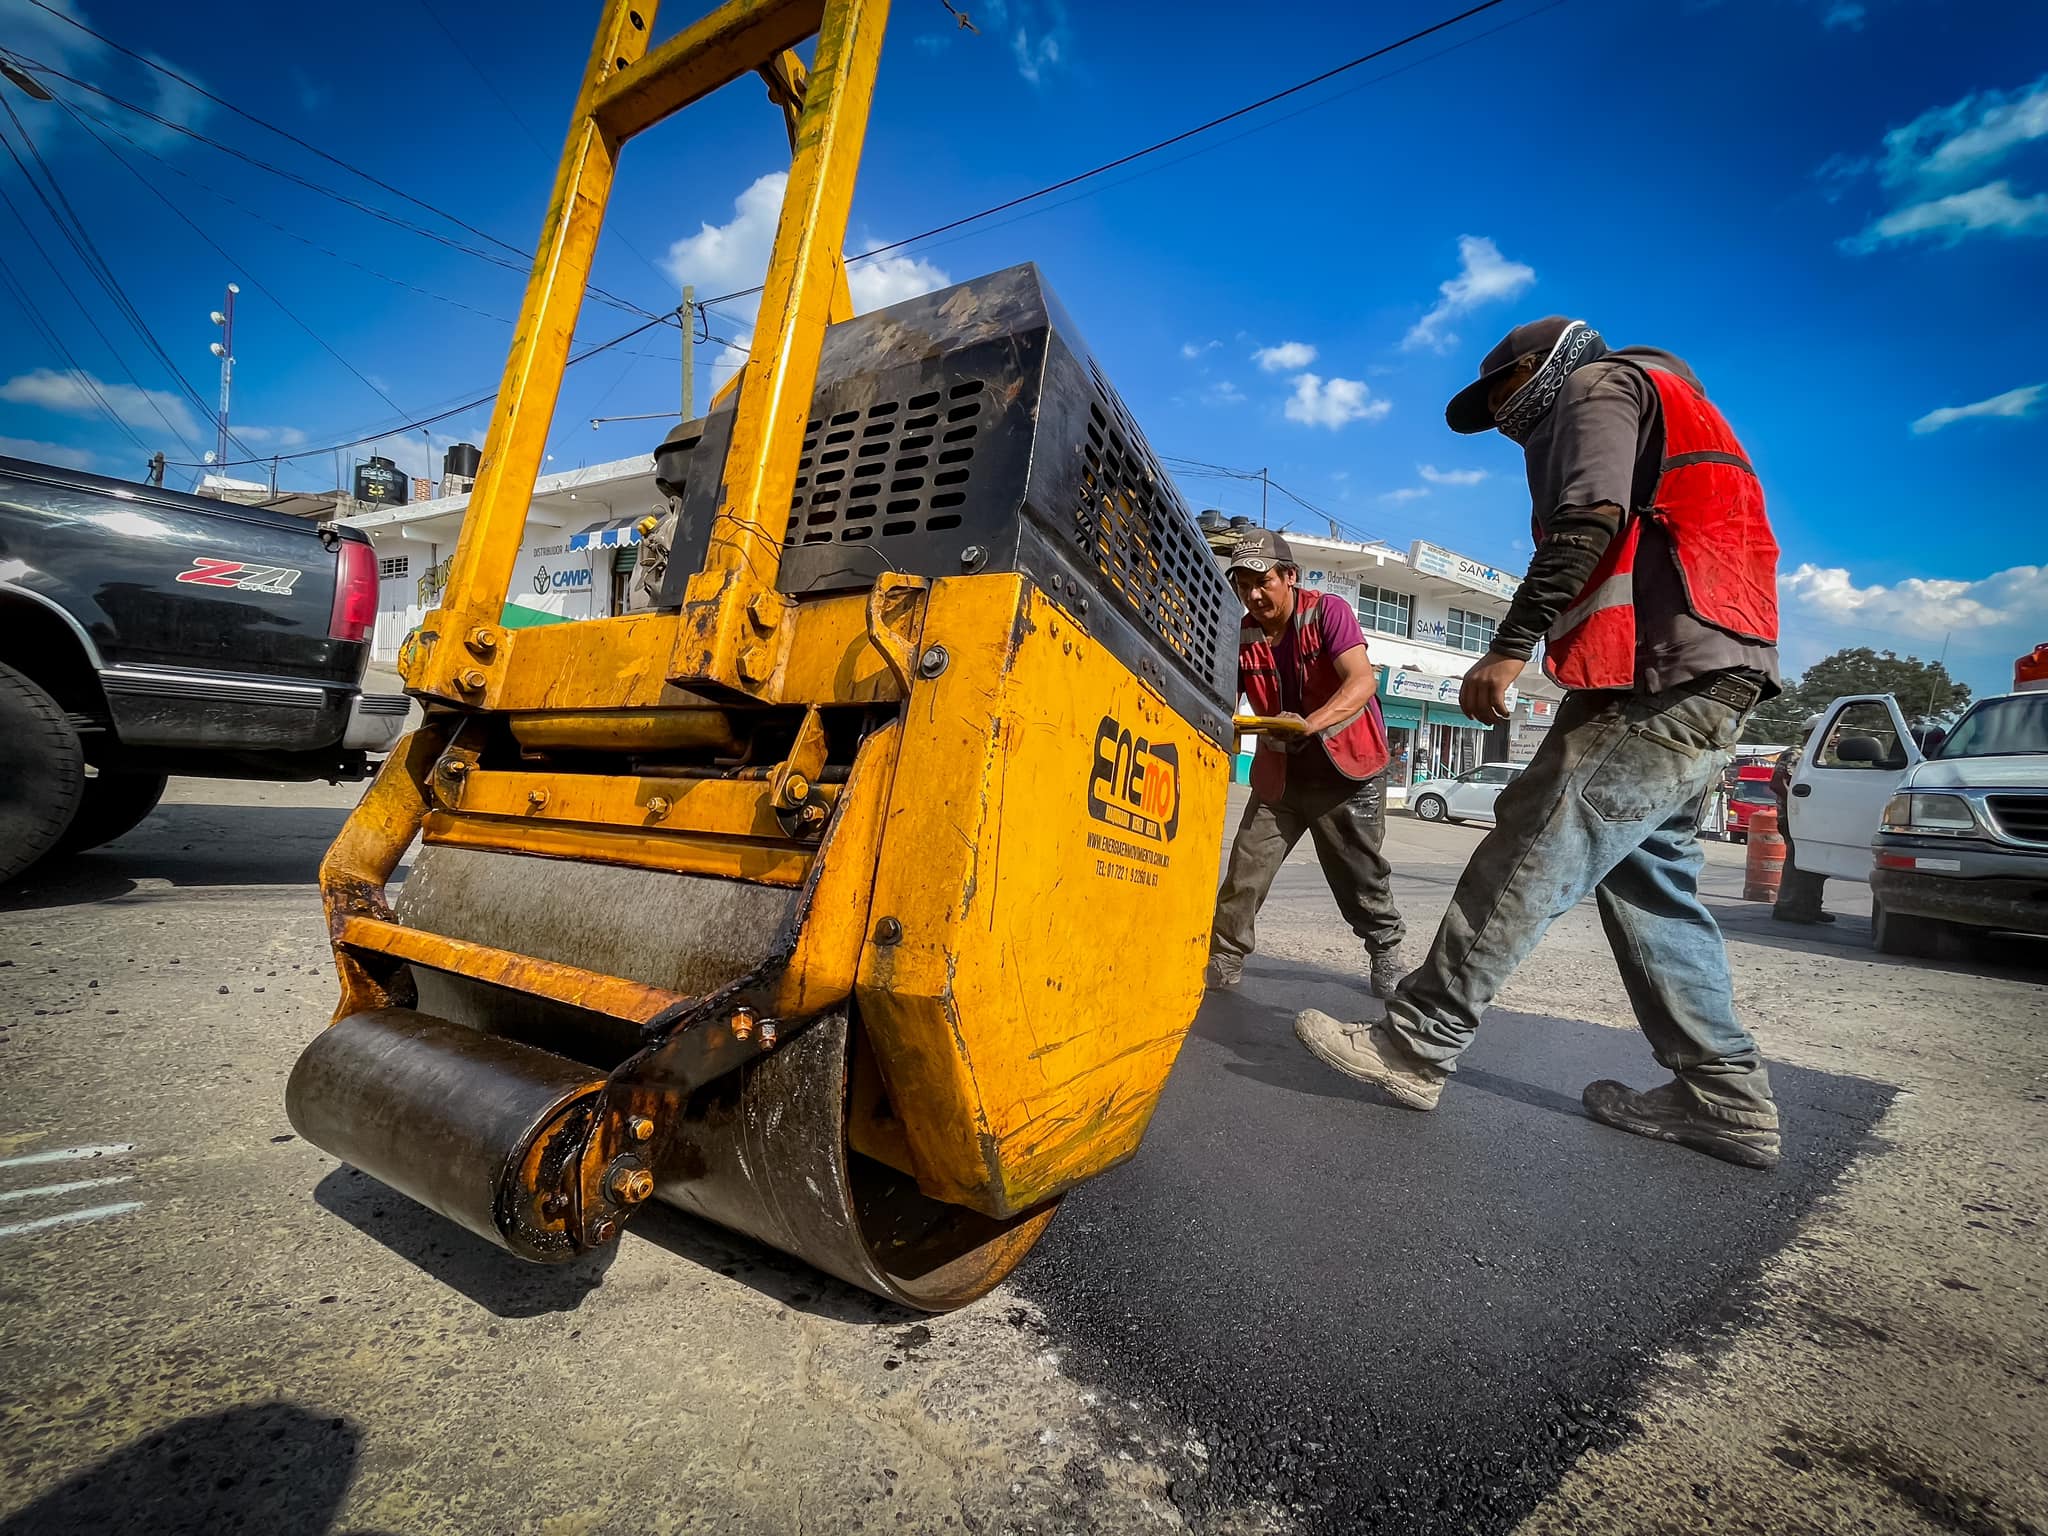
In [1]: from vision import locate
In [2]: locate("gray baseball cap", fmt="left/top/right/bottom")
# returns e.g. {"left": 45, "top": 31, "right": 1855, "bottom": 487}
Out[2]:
{"left": 1225, "top": 528, "right": 1296, "bottom": 576}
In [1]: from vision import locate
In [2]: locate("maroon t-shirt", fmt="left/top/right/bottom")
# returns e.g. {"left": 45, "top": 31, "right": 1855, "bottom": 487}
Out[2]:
{"left": 1271, "top": 594, "right": 1371, "bottom": 790}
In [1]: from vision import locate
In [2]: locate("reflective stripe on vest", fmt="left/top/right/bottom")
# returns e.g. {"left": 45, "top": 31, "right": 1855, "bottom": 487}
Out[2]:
{"left": 1544, "top": 365, "right": 1779, "bottom": 692}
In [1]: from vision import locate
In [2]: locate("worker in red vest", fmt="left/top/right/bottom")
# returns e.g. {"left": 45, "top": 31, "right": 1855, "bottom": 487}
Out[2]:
{"left": 1294, "top": 319, "right": 1785, "bottom": 1170}
{"left": 1207, "top": 528, "right": 1409, "bottom": 999}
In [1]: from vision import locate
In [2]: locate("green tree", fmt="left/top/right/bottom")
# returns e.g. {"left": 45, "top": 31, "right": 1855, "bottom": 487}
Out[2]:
{"left": 1746, "top": 647, "right": 1973, "bottom": 744}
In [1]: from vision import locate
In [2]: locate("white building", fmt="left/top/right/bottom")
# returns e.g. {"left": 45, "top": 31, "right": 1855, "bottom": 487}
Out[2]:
{"left": 334, "top": 453, "right": 667, "bottom": 661}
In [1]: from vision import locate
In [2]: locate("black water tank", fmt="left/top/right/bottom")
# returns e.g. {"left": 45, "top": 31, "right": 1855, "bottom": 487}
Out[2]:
{"left": 1197, "top": 509, "right": 1228, "bottom": 532}
{"left": 354, "top": 455, "right": 408, "bottom": 505}
{"left": 443, "top": 442, "right": 481, "bottom": 480}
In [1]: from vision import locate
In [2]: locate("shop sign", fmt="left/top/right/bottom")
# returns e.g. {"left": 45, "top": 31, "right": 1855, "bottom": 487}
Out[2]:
{"left": 1386, "top": 666, "right": 1518, "bottom": 709}
{"left": 1409, "top": 540, "right": 1521, "bottom": 601}
{"left": 1300, "top": 567, "right": 1360, "bottom": 605}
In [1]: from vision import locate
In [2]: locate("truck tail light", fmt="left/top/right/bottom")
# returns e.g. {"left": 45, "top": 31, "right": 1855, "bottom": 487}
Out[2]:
{"left": 330, "top": 538, "right": 378, "bottom": 643}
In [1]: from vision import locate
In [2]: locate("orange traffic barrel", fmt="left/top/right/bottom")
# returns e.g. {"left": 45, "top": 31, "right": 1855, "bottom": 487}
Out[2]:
{"left": 1743, "top": 807, "right": 1785, "bottom": 903}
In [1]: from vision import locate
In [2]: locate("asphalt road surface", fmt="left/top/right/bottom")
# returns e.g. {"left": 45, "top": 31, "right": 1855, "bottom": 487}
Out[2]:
{"left": 2, "top": 780, "right": 2043, "bottom": 1536}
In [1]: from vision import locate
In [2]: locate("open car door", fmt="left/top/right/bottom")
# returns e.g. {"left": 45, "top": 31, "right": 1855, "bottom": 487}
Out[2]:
{"left": 1786, "top": 694, "right": 1921, "bottom": 880}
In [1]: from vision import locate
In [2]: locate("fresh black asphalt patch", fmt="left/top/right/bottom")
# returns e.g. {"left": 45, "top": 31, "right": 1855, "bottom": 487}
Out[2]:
{"left": 1015, "top": 955, "right": 1895, "bottom": 1535}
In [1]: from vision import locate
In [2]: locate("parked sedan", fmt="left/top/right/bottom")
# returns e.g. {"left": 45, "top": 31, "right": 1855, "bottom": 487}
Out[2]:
{"left": 1410, "top": 762, "right": 1526, "bottom": 825}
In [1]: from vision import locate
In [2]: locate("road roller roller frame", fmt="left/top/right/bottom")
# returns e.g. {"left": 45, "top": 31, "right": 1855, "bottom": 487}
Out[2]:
{"left": 288, "top": 0, "right": 1238, "bottom": 1309}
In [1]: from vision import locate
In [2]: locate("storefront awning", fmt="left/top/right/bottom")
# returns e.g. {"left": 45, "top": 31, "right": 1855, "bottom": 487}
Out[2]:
{"left": 568, "top": 516, "right": 643, "bottom": 550}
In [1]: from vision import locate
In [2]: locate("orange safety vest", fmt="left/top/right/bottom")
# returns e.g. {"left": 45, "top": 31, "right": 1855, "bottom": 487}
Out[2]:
{"left": 1542, "top": 365, "right": 1779, "bottom": 692}
{"left": 1239, "top": 588, "right": 1390, "bottom": 800}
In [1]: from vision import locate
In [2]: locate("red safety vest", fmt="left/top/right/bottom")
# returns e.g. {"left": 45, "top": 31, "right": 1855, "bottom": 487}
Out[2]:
{"left": 1542, "top": 365, "right": 1779, "bottom": 692}
{"left": 1239, "top": 588, "right": 1390, "bottom": 800}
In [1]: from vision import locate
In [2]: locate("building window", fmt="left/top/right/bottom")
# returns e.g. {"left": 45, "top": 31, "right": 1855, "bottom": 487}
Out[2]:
{"left": 378, "top": 555, "right": 410, "bottom": 580}
{"left": 1354, "top": 582, "right": 1411, "bottom": 638}
{"left": 1446, "top": 606, "right": 1497, "bottom": 653}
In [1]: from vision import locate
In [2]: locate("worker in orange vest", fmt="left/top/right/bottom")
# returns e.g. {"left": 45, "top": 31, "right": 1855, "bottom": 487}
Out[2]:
{"left": 1294, "top": 319, "right": 1784, "bottom": 1170}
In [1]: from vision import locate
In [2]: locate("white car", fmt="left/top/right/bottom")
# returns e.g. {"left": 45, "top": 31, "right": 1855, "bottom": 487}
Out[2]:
{"left": 1410, "top": 762, "right": 1527, "bottom": 824}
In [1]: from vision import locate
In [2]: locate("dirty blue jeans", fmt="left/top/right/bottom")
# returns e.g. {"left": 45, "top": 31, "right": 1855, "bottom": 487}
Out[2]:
{"left": 1384, "top": 677, "right": 1777, "bottom": 1127}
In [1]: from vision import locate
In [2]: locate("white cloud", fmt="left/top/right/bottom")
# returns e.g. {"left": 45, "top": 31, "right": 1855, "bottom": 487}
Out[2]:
{"left": 1402, "top": 235, "right": 1536, "bottom": 353}
{"left": 0, "top": 367, "right": 202, "bottom": 440}
{"left": 0, "top": 435, "right": 97, "bottom": 470}
{"left": 665, "top": 172, "right": 949, "bottom": 339}
{"left": 1379, "top": 487, "right": 1429, "bottom": 504}
{"left": 1202, "top": 379, "right": 1245, "bottom": 407}
{"left": 1882, "top": 72, "right": 2048, "bottom": 188}
{"left": 981, "top": 0, "right": 1069, "bottom": 84}
{"left": 234, "top": 424, "right": 310, "bottom": 449}
{"left": 1909, "top": 382, "right": 2045, "bottom": 434}
{"left": 0, "top": 1, "right": 215, "bottom": 151}
{"left": 1847, "top": 179, "right": 2048, "bottom": 250}
{"left": 1181, "top": 339, "right": 1220, "bottom": 360}
{"left": 1823, "top": 2, "right": 1865, "bottom": 28}
{"left": 1284, "top": 374, "right": 1388, "bottom": 430}
{"left": 1252, "top": 341, "right": 1317, "bottom": 372}
{"left": 1839, "top": 74, "right": 2048, "bottom": 253}
{"left": 846, "top": 251, "right": 950, "bottom": 312}
{"left": 1781, "top": 561, "right": 2047, "bottom": 642}
{"left": 1418, "top": 464, "right": 1486, "bottom": 486}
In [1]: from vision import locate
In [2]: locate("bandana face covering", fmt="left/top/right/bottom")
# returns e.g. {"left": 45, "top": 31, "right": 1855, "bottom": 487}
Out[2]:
{"left": 1494, "top": 321, "right": 1607, "bottom": 444}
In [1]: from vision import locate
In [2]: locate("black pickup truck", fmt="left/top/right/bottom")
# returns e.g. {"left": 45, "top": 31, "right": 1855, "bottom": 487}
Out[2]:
{"left": 0, "top": 455, "right": 409, "bottom": 883}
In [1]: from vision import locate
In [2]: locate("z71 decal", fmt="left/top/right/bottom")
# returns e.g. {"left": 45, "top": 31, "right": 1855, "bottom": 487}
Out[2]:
{"left": 175, "top": 557, "right": 303, "bottom": 594}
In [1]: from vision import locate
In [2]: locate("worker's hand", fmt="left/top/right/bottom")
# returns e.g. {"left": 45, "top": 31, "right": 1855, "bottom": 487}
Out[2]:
{"left": 1267, "top": 711, "right": 1312, "bottom": 751}
{"left": 1459, "top": 653, "right": 1521, "bottom": 727}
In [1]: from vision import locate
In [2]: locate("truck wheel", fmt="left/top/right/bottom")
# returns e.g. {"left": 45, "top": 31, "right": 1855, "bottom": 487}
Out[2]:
{"left": 56, "top": 771, "right": 168, "bottom": 854}
{"left": 1872, "top": 902, "right": 1962, "bottom": 960}
{"left": 0, "top": 661, "right": 85, "bottom": 884}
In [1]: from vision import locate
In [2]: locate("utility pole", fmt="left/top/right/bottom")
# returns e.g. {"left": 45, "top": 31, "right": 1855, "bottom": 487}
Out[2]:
{"left": 269, "top": 456, "right": 279, "bottom": 497}
{"left": 680, "top": 284, "right": 696, "bottom": 422}
{"left": 146, "top": 451, "right": 164, "bottom": 486}
{"left": 1260, "top": 467, "right": 1269, "bottom": 528}
{"left": 208, "top": 282, "right": 240, "bottom": 470}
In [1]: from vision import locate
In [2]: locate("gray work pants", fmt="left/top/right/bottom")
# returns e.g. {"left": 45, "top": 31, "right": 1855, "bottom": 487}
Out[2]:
{"left": 1211, "top": 769, "right": 1406, "bottom": 963}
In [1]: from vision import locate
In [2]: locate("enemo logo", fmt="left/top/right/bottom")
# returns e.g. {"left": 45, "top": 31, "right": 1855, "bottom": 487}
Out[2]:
{"left": 1088, "top": 714, "right": 1180, "bottom": 843}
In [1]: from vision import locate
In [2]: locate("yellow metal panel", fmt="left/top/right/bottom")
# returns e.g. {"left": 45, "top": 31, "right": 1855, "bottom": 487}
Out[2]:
{"left": 855, "top": 576, "right": 1230, "bottom": 1217}
{"left": 423, "top": 811, "right": 813, "bottom": 887}
{"left": 591, "top": 0, "right": 825, "bottom": 142}
{"left": 407, "top": 0, "right": 655, "bottom": 704}
{"left": 442, "top": 768, "right": 829, "bottom": 840}
{"left": 336, "top": 916, "right": 687, "bottom": 1023}
{"left": 671, "top": 0, "right": 891, "bottom": 694}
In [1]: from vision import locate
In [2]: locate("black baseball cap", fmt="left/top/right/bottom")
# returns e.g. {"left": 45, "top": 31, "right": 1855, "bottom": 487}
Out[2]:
{"left": 1445, "top": 316, "right": 1575, "bottom": 435}
{"left": 1225, "top": 528, "right": 1295, "bottom": 576}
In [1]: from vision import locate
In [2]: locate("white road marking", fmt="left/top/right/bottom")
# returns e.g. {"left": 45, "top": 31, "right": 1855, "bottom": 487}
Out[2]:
{"left": 0, "top": 1143, "right": 138, "bottom": 1170}
{"left": 0, "top": 1175, "right": 134, "bottom": 1206}
{"left": 0, "top": 1201, "right": 144, "bottom": 1240}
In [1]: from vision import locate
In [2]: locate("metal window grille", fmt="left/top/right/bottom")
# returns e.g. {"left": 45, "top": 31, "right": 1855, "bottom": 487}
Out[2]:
{"left": 378, "top": 555, "right": 410, "bottom": 579}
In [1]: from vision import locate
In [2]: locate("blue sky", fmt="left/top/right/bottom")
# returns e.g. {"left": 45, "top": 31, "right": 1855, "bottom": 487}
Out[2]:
{"left": 1, "top": 0, "right": 2042, "bottom": 700}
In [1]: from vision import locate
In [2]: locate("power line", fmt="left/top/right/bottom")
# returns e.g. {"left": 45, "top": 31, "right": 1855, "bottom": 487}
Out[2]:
{"left": 0, "top": 47, "right": 658, "bottom": 321}
{"left": 696, "top": 0, "right": 1524, "bottom": 311}
{"left": 73, "top": 99, "right": 519, "bottom": 327}
{"left": 0, "top": 104, "right": 217, "bottom": 457}
{"left": 23, "top": 0, "right": 531, "bottom": 265}
{"left": 412, "top": 0, "right": 677, "bottom": 297}
{"left": 163, "top": 310, "right": 678, "bottom": 469}
{"left": 0, "top": 248, "right": 151, "bottom": 454}
{"left": 63, "top": 97, "right": 417, "bottom": 429}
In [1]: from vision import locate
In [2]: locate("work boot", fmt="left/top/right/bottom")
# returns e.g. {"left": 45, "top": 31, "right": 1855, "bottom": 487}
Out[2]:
{"left": 1205, "top": 953, "right": 1243, "bottom": 990}
{"left": 1368, "top": 946, "right": 1410, "bottom": 1000}
{"left": 1772, "top": 905, "right": 1836, "bottom": 925}
{"left": 1581, "top": 1079, "right": 1781, "bottom": 1171}
{"left": 1292, "top": 1012, "right": 1444, "bottom": 1110}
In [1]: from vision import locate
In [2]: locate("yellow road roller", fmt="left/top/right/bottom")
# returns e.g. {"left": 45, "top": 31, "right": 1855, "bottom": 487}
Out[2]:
{"left": 286, "top": 0, "right": 1238, "bottom": 1309}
